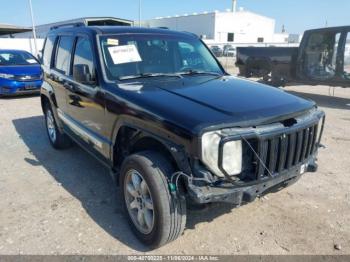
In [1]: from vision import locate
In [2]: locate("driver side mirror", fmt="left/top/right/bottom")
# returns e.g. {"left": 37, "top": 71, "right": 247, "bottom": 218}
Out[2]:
{"left": 73, "top": 64, "right": 95, "bottom": 85}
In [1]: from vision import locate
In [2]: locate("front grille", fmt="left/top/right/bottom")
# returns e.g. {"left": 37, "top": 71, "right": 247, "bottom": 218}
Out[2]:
{"left": 254, "top": 123, "right": 319, "bottom": 179}
{"left": 14, "top": 74, "right": 42, "bottom": 81}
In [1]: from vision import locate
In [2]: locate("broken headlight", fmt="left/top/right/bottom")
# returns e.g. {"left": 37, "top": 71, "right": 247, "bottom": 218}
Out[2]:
{"left": 222, "top": 140, "right": 242, "bottom": 176}
{"left": 201, "top": 131, "right": 242, "bottom": 177}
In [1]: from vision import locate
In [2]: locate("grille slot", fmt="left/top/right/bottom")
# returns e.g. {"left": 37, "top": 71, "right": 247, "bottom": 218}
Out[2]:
{"left": 255, "top": 124, "right": 318, "bottom": 179}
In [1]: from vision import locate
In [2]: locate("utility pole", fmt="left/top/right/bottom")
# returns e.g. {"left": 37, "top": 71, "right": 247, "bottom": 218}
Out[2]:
{"left": 28, "top": 0, "right": 38, "bottom": 57}
{"left": 232, "top": 0, "right": 237, "bottom": 12}
{"left": 139, "top": 0, "right": 142, "bottom": 27}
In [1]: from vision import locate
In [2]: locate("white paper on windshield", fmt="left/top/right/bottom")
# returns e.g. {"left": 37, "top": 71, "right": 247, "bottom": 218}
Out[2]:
{"left": 108, "top": 45, "right": 142, "bottom": 65}
{"left": 26, "top": 59, "right": 37, "bottom": 64}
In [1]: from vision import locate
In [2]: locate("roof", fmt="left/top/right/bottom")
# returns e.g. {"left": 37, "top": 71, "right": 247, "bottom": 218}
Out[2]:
{"left": 49, "top": 25, "right": 197, "bottom": 38}
{"left": 0, "top": 23, "right": 31, "bottom": 36}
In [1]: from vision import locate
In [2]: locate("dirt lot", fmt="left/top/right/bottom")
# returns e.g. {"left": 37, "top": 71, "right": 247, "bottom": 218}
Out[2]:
{"left": 0, "top": 73, "right": 350, "bottom": 254}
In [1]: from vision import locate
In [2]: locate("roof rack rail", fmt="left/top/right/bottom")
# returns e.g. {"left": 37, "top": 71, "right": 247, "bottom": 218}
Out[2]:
{"left": 50, "top": 22, "right": 85, "bottom": 30}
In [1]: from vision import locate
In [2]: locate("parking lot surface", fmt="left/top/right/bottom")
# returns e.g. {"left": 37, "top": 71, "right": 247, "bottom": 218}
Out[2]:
{"left": 0, "top": 84, "right": 349, "bottom": 255}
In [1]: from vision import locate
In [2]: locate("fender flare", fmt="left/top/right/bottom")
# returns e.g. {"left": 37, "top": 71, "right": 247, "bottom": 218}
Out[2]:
{"left": 110, "top": 118, "right": 192, "bottom": 175}
{"left": 40, "top": 81, "right": 64, "bottom": 132}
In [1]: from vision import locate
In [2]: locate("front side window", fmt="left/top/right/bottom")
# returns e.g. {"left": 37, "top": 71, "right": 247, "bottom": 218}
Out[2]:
{"left": 55, "top": 36, "right": 74, "bottom": 75}
{"left": 99, "top": 34, "right": 223, "bottom": 81}
{"left": 73, "top": 37, "right": 96, "bottom": 82}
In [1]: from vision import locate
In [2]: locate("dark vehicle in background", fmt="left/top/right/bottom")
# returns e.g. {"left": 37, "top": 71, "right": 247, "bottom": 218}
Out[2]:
{"left": 210, "top": 45, "right": 223, "bottom": 57}
{"left": 236, "top": 26, "right": 350, "bottom": 87}
{"left": 0, "top": 50, "right": 42, "bottom": 96}
{"left": 40, "top": 24, "right": 325, "bottom": 248}
{"left": 223, "top": 44, "right": 236, "bottom": 57}
{"left": 236, "top": 47, "right": 298, "bottom": 79}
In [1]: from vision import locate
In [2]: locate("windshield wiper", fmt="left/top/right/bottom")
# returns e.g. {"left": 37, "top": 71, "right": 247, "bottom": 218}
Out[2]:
{"left": 118, "top": 73, "right": 182, "bottom": 81}
{"left": 178, "top": 70, "right": 222, "bottom": 77}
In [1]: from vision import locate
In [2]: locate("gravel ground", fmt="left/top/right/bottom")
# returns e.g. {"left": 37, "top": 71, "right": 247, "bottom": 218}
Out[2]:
{"left": 0, "top": 78, "right": 349, "bottom": 254}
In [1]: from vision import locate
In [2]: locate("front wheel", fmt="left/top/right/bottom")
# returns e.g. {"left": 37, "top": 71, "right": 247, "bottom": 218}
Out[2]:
{"left": 120, "top": 151, "right": 186, "bottom": 248}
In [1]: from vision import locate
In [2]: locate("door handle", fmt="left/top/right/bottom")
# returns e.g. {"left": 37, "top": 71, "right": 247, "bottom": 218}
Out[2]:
{"left": 48, "top": 74, "right": 57, "bottom": 81}
{"left": 63, "top": 82, "right": 77, "bottom": 91}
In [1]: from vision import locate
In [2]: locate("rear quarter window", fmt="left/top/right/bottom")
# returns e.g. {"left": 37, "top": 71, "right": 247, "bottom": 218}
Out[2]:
{"left": 43, "top": 35, "right": 56, "bottom": 67}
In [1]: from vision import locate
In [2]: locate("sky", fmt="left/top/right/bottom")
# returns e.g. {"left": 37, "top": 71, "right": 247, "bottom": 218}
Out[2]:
{"left": 1, "top": 0, "right": 349, "bottom": 34}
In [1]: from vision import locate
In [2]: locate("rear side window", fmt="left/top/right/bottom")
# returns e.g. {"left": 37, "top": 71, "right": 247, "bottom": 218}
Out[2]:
{"left": 55, "top": 36, "right": 74, "bottom": 75}
{"left": 43, "top": 35, "right": 56, "bottom": 67}
{"left": 73, "top": 37, "right": 96, "bottom": 82}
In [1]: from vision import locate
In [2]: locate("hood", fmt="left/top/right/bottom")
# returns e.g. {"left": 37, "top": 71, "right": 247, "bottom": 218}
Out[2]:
{"left": 116, "top": 75, "right": 315, "bottom": 133}
{"left": 0, "top": 64, "right": 42, "bottom": 76}
{"left": 158, "top": 76, "right": 314, "bottom": 119}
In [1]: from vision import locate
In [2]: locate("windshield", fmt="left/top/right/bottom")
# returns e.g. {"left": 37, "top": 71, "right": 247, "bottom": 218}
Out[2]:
{"left": 99, "top": 34, "right": 224, "bottom": 81}
{"left": 0, "top": 51, "right": 38, "bottom": 66}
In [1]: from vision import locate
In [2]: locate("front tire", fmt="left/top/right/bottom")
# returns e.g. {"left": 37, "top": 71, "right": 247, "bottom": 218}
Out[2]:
{"left": 44, "top": 104, "right": 72, "bottom": 149}
{"left": 120, "top": 151, "right": 186, "bottom": 248}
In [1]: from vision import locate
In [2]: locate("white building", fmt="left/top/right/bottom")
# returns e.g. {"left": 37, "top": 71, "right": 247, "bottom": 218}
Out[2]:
{"left": 145, "top": 2, "right": 293, "bottom": 45}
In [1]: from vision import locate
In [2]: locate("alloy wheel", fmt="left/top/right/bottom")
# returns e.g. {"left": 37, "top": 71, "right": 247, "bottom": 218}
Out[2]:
{"left": 124, "top": 169, "right": 155, "bottom": 234}
{"left": 46, "top": 110, "right": 57, "bottom": 143}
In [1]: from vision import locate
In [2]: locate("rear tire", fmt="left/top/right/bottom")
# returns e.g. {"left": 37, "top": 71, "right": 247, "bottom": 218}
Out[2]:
{"left": 44, "top": 104, "right": 72, "bottom": 149}
{"left": 120, "top": 151, "right": 186, "bottom": 248}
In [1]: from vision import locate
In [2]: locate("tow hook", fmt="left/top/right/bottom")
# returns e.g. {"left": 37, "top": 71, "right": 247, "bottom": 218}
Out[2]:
{"left": 318, "top": 143, "right": 326, "bottom": 149}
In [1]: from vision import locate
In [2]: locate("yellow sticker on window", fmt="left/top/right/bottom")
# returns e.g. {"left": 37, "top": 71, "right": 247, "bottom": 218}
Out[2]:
{"left": 107, "top": 38, "right": 119, "bottom": 46}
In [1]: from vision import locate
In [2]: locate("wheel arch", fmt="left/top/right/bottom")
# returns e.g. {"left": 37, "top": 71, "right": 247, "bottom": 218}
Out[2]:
{"left": 112, "top": 124, "right": 191, "bottom": 176}
{"left": 40, "top": 81, "right": 63, "bottom": 131}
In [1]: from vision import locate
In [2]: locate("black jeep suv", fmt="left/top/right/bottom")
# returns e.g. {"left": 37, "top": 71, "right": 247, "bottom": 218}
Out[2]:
{"left": 40, "top": 25, "right": 325, "bottom": 248}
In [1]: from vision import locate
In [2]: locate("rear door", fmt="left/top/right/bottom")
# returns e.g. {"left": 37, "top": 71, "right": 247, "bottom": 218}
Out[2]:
{"left": 50, "top": 35, "right": 75, "bottom": 113}
{"left": 64, "top": 35, "right": 109, "bottom": 159}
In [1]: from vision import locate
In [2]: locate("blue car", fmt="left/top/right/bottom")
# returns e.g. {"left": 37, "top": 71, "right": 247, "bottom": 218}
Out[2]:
{"left": 0, "top": 49, "right": 43, "bottom": 96}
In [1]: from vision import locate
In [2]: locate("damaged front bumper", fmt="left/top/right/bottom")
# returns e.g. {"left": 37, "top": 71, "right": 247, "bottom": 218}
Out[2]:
{"left": 186, "top": 109, "right": 325, "bottom": 205}
{"left": 187, "top": 156, "right": 317, "bottom": 205}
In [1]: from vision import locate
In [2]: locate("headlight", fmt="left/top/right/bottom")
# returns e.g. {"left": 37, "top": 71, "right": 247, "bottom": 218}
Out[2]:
{"left": 201, "top": 131, "right": 242, "bottom": 177}
{"left": 0, "top": 73, "right": 15, "bottom": 79}
{"left": 201, "top": 131, "right": 222, "bottom": 176}
{"left": 222, "top": 140, "right": 242, "bottom": 176}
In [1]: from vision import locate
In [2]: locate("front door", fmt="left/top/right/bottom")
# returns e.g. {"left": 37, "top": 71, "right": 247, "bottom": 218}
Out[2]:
{"left": 63, "top": 36, "right": 109, "bottom": 159}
